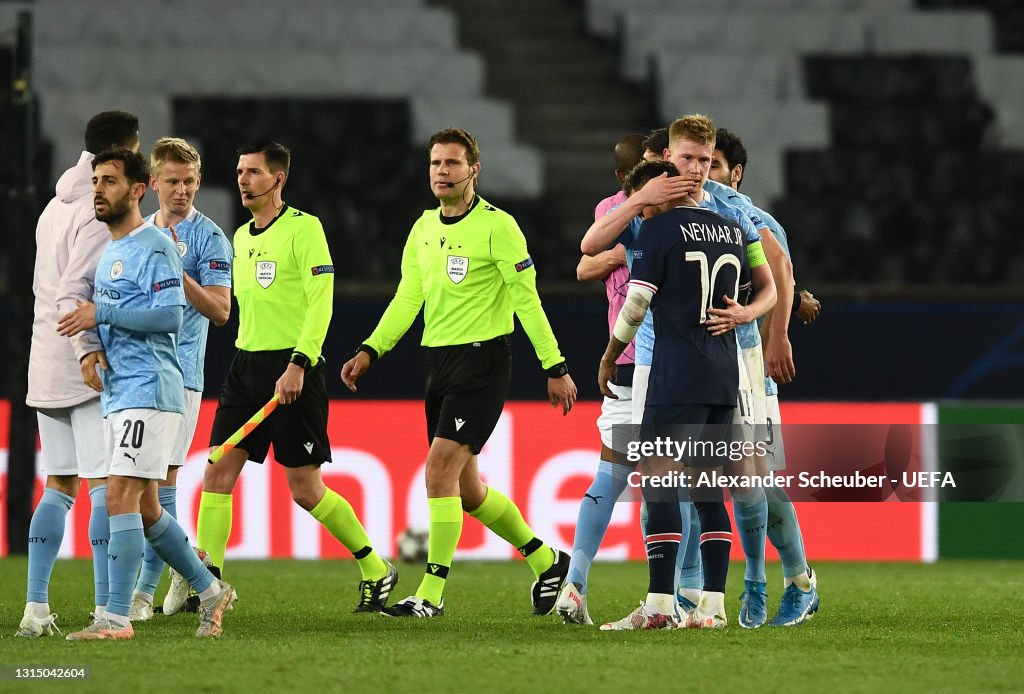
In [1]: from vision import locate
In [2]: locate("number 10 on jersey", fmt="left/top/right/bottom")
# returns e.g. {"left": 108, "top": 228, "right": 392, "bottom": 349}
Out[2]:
{"left": 685, "top": 251, "right": 741, "bottom": 323}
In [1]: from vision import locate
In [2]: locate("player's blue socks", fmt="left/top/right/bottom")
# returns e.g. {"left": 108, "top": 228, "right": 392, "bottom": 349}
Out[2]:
{"left": 676, "top": 501, "right": 703, "bottom": 604}
{"left": 566, "top": 460, "right": 631, "bottom": 594}
{"left": 88, "top": 484, "right": 110, "bottom": 610}
{"left": 135, "top": 485, "right": 177, "bottom": 598}
{"left": 26, "top": 488, "right": 75, "bottom": 603}
{"left": 106, "top": 513, "right": 144, "bottom": 618}
{"left": 766, "top": 485, "right": 808, "bottom": 580}
{"left": 145, "top": 509, "right": 215, "bottom": 595}
{"left": 733, "top": 487, "right": 768, "bottom": 584}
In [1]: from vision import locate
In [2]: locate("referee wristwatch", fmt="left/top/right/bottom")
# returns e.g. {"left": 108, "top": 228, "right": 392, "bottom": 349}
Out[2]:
{"left": 289, "top": 352, "right": 313, "bottom": 371}
{"left": 545, "top": 361, "right": 569, "bottom": 379}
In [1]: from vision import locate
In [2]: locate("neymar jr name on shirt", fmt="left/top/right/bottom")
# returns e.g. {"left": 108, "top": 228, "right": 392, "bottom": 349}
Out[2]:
{"left": 678, "top": 221, "right": 744, "bottom": 246}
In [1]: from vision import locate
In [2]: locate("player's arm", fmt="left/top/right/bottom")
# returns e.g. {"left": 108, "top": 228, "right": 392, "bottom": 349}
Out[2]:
{"left": 181, "top": 275, "right": 230, "bottom": 326}
{"left": 55, "top": 217, "right": 108, "bottom": 360}
{"left": 494, "top": 219, "right": 576, "bottom": 415}
{"left": 600, "top": 280, "right": 653, "bottom": 398}
{"left": 171, "top": 223, "right": 231, "bottom": 326}
{"left": 576, "top": 244, "right": 627, "bottom": 282}
{"left": 706, "top": 240, "right": 776, "bottom": 336}
{"left": 756, "top": 226, "right": 795, "bottom": 383}
{"left": 341, "top": 224, "right": 425, "bottom": 391}
{"left": 580, "top": 173, "right": 697, "bottom": 255}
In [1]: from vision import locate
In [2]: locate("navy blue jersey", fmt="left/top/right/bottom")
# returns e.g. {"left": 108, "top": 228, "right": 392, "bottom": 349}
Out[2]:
{"left": 630, "top": 206, "right": 753, "bottom": 408}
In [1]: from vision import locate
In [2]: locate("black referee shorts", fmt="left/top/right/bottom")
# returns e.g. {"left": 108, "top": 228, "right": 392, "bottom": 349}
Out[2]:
{"left": 210, "top": 349, "right": 331, "bottom": 468}
{"left": 425, "top": 335, "right": 511, "bottom": 455}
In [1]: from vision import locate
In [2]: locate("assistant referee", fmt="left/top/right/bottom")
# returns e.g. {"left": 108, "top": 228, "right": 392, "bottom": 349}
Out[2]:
{"left": 342, "top": 128, "right": 577, "bottom": 618}
{"left": 198, "top": 142, "right": 396, "bottom": 613}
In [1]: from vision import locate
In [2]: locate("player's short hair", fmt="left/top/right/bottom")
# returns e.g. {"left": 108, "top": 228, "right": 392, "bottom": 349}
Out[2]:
{"left": 93, "top": 148, "right": 151, "bottom": 187}
{"left": 715, "top": 128, "right": 748, "bottom": 185}
{"left": 668, "top": 114, "right": 716, "bottom": 148}
{"left": 642, "top": 127, "right": 669, "bottom": 155}
{"left": 428, "top": 128, "right": 480, "bottom": 165}
{"left": 84, "top": 111, "right": 139, "bottom": 154}
{"left": 236, "top": 141, "right": 291, "bottom": 175}
{"left": 151, "top": 137, "right": 202, "bottom": 177}
{"left": 623, "top": 159, "right": 680, "bottom": 196}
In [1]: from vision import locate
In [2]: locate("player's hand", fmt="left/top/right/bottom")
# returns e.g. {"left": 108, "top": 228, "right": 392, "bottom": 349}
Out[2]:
{"left": 275, "top": 363, "right": 305, "bottom": 405}
{"left": 598, "top": 358, "right": 618, "bottom": 399}
{"left": 634, "top": 172, "right": 700, "bottom": 208}
{"left": 797, "top": 289, "right": 821, "bottom": 325}
{"left": 706, "top": 295, "right": 752, "bottom": 336}
{"left": 340, "top": 351, "right": 371, "bottom": 393}
{"left": 57, "top": 300, "right": 98, "bottom": 337}
{"left": 169, "top": 224, "right": 178, "bottom": 243}
{"left": 548, "top": 373, "right": 577, "bottom": 415}
{"left": 80, "top": 350, "right": 107, "bottom": 392}
{"left": 765, "top": 335, "right": 796, "bottom": 384}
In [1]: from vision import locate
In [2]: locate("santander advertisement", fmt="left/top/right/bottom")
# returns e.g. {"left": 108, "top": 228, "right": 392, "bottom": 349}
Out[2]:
{"left": 0, "top": 400, "right": 933, "bottom": 561}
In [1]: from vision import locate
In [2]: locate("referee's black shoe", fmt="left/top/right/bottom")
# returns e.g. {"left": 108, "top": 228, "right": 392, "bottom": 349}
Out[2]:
{"left": 353, "top": 561, "right": 399, "bottom": 613}
{"left": 380, "top": 596, "right": 444, "bottom": 618}
{"left": 531, "top": 549, "right": 571, "bottom": 615}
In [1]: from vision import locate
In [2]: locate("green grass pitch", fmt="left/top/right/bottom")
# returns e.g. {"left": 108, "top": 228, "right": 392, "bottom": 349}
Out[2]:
{"left": 0, "top": 559, "right": 1021, "bottom": 693}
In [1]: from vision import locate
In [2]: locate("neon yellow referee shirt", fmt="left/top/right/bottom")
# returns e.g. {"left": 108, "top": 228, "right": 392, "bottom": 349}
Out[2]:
{"left": 232, "top": 205, "right": 333, "bottom": 362}
{"left": 365, "top": 197, "right": 564, "bottom": 370}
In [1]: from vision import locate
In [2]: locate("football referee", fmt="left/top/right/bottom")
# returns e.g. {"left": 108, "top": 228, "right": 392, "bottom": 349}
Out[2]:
{"left": 198, "top": 141, "right": 396, "bottom": 613}
{"left": 342, "top": 128, "right": 577, "bottom": 618}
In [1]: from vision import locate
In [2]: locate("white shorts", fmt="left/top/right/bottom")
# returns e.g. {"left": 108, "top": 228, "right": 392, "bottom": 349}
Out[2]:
{"left": 37, "top": 398, "right": 107, "bottom": 479}
{"left": 631, "top": 364, "right": 651, "bottom": 428}
{"left": 735, "top": 345, "right": 768, "bottom": 436}
{"left": 597, "top": 383, "right": 633, "bottom": 452}
{"left": 169, "top": 389, "right": 202, "bottom": 468}
{"left": 105, "top": 409, "right": 183, "bottom": 480}
{"left": 764, "top": 393, "right": 787, "bottom": 471}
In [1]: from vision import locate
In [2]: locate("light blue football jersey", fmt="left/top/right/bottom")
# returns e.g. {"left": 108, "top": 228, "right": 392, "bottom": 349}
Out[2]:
{"left": 706, "top": 180, "right": 796, "bottom": 396}
{"left": 625, "top": 187, "right": 763, "bottom": 367}
{"left": 146, "top": 208, "right": 232, "bottom": 391}
{"left": 94, "top": 223, "right": 186, "bottom": 415}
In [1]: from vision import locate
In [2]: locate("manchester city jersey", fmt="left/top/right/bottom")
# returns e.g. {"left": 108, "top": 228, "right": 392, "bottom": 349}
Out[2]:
{"left": 706, "top": 181, "right": 795, "bottom": 396}
{"left": 624, "top": 188, "right": 763, "bottom": 366}
{"left": 630, "top": 206, "right": 752, "bottom": 407}
{"left": 147, "top": 208, "right": 232, "bottom": 391}
{"left": 94, "top": 223, "right": 186, "bottom": 415}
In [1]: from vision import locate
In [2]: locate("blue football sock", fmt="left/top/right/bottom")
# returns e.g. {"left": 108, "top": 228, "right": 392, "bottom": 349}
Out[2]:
{"left": 26, "top": 488, "right": 75, "bottom": 604}
{"left": 145, "top": 510, "right": 214, "bottom": 594}
{"left": 733, "top": 487, "right": 768, "bottom": 584}
{"left": 88, "top": 485, "right": 110, "bottom": 608}
{"left": 566, "top": 461, "right": 631, "bottom": 594}
{"left": 106, "top": 513, "right": 145, "bottom": 618}
{"left": 676, "top": 501, "right": 703, "bottom": 598}
{"left": 766, "top": 485, "right": 808, "bottom": 580}
{"left": 135, "top": 486, "right": 177, "bottom": 598}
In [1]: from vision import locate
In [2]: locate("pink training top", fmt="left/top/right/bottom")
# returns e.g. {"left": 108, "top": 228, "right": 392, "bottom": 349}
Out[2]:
{"left": 594, "top": 191, "right": 634, "bottom": 366}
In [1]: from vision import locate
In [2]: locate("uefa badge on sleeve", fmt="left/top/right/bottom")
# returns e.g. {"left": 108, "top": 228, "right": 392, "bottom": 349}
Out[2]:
{"left": 256, "top": 260, "right": 276, "bottom": 288}
{"left": 447, "top": 255, "right": 468, "bottom": 284}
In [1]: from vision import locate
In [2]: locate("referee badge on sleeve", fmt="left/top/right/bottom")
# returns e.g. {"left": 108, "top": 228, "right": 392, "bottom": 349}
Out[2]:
{"left": 447, "top": 255, "right": 469, "bottom": 284}
{"left": 256, "top": 260, "right": 276, "bottom": 288}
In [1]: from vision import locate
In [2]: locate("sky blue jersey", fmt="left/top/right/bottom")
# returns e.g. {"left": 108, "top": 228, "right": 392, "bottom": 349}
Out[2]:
{"left": 706, "top": 180, "right": 797, "bottom": 396}
{"left": 94, "top": 223, "right": 186, "bottom": 415}
{"left": 146, "top": 208, "right": 232, "bottom": 391}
